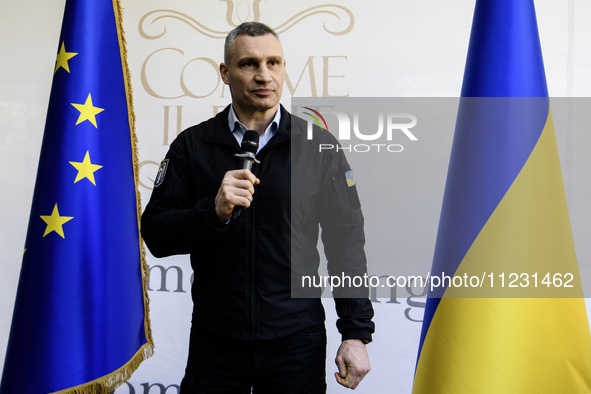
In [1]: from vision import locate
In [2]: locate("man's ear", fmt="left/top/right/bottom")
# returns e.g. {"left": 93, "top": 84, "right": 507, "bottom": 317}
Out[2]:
{"left": 220, "top": 63, "right": 230, "bottom": 85}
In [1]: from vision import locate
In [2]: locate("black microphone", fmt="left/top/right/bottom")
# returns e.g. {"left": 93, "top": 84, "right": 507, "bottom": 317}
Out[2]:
{"left": 232, "top": 130, "right": 261, "bottom": 219}
{"left": 235, "top": 130, "right": 260, "bottom": 170}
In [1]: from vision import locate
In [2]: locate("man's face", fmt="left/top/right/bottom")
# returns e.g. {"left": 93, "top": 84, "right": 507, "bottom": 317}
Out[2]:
{"left": 220, "top": 34, "right": 285, "bottom": 117}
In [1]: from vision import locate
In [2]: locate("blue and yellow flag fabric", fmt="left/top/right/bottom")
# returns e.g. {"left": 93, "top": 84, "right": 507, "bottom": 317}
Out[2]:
{"left": 413, "top": 0, "right": 591, "bottom": 392}
{"left": 0, "top": 1, "right": 153, "bottom": 393}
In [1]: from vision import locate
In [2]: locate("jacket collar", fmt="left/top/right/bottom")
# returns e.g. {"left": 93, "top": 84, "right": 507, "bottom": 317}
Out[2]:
{"left": 204, "top": 104, "right": 301, "bottom": 150}
{"left": 203, "top": 105, "right": 239, "bottom": 149}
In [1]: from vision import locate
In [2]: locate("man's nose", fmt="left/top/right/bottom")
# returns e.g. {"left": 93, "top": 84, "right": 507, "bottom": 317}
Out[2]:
{"left": 255, "top": 65, "right": 272, "bottom": 83}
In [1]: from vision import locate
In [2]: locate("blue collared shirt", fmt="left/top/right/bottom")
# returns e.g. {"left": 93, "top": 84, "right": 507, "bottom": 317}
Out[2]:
{"left": 228, "top": 105, "right": 281, "bottom": 152}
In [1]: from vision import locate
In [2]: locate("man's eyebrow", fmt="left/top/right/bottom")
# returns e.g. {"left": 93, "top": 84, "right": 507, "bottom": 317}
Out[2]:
{"left": 237, "top": 55, "right": 283, "bottom": 62}
{"left": 237, "top": 56, "right": 258, "bottom": 64}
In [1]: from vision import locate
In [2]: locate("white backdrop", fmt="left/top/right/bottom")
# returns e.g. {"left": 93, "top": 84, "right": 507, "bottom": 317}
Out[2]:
{"left": 1, "top": 1, "right": 591, "bottom": 393}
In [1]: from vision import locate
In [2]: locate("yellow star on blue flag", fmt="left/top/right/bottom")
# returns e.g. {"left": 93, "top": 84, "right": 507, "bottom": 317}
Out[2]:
{"left": 71, "top": 93, "right": 104, "bottom": 128}
{"left": 69, "top": 151, "right": 103, "bottom": 185}
{"left": 39, "top": 203, "right": 74, "bottom": 238}
{"left": 54, "top": 41, "right": 78, "bottom": 74}
{"left": 0, "top": 1, "right": 153, "bottom": 393}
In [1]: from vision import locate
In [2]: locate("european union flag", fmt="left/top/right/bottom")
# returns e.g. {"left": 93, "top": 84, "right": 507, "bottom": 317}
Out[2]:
{"left": 0, "top": 1, "right": 153, "bottom": 393}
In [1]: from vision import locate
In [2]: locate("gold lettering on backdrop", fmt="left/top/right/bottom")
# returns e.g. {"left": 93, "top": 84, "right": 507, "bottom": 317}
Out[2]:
{"left": 285, "top": 57, "right": 318, "bottom": 97}
{"left": 139, "top": 160, "right": 160, "bottom": 190}
{"left": 162, "top": 106, "right": 184, "bottom": 146}
{"left": 273, "top": 5, "right": 354, "bottom": 35}
{"left": 322, "top": 56, "right": 349, "bottom": 97}
{"left": 139, "top": 2, "right": 355, "bottom": 100}
{"left": 142, "top": 49, "right": 221, "bottom": 99}
{"left": 139, "top": 3, "right": 354, "bottom": 39}
{"left": 212, "top": 106, "right": 228, "bottom": 117}
{"left": 141, "top": 48, "right": 186, "bottom": 99}
{"left": 146, "top": 54, "right": 348, "bottom": 101}
{"left": 138, "top": 1, "right": 356, "bottom": 185}
{"left": 220, "top": 83, "right": 228, "bottom": 99}
{"left": 180, "top": 57, "right": 221, "bottom": 98}
{"left": 160, "top": 105, "right": 238, "bottom": 147}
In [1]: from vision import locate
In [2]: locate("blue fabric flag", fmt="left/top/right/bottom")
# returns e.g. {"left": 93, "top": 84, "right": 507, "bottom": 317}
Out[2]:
{"left": 0, "top": 1, "right": 153, "bottom": 393}
{"left": 413, "top": 0, "right": 591, "bottom": 392}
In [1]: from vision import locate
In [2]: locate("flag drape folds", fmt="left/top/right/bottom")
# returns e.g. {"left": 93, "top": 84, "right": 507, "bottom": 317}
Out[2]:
{"left": 413, "top": 0, "right": 591, "bottom": 392}
{"left": 0, "top": 1, "right": 153, "bottom": 393}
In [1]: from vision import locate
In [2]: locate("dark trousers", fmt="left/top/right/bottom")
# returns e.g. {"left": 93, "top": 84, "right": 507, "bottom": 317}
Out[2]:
{"left": 180, "top": 325, "right": 327, "bottom": 394}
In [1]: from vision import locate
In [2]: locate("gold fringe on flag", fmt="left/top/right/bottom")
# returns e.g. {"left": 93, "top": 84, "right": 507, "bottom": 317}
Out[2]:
{"left": 52, "top": 1, "right": 155, "bottom": 392}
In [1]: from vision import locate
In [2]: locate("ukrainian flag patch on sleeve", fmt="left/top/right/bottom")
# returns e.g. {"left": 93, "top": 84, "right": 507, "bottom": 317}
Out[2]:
{"left": 345, "top": 170, "right": 356, "bottom": 187}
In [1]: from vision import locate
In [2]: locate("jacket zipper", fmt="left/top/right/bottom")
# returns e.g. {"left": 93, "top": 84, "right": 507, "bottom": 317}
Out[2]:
{"left": 249, "top": 159, "right": 259, "bottom": 340}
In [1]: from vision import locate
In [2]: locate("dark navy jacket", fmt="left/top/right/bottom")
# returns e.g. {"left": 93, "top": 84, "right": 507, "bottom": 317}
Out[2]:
{"left": 141, "top": 105, "right": 374, "bottom": 342}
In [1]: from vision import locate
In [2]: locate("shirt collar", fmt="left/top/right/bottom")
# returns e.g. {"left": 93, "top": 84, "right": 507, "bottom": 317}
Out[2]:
{"left": 228, "top": 105, "right": 281, "bottom": 152}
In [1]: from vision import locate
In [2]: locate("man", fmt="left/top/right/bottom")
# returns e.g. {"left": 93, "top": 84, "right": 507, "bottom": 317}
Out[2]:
{"left": 141, "top": 22, "right": 374, "bottom": 393}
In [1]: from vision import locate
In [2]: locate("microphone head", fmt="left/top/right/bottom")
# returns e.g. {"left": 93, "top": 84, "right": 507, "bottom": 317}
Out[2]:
{"left": 241, "top": 130, "right": 260, "bottom": 154}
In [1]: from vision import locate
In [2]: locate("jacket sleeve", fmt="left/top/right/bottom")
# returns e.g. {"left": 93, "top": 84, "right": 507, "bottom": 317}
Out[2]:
{"left": 141, "top": 133, "right": 229, "bottom": 258}
{"left": 319, "top": 146, "right": 375, "bottom": 343}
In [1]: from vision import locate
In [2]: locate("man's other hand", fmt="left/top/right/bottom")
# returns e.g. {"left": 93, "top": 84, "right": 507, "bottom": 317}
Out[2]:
{"left": 334, "top": 339, "right": 371, "bottom": 390}
{"left": 215, "top": 169, "right": 260, "bottom": 221}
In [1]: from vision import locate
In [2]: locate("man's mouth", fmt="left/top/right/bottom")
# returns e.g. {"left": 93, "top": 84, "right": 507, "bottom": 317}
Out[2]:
{"left": 253, "top": 89, "right": 273, "bottom": 96}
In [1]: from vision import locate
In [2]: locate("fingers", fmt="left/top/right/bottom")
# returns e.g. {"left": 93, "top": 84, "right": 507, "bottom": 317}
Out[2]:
{"left": 335, "top": 357, "right": 347, "bottom": 382}
{"left": 334, "top": 372, "right": 345, "bottom": 387}
{"left": 215, "top": 170, "right": 260, "bottom": 221}
{"left": 334, "top": 364, "right": 369, "bottom": 390}
{"left": 334, "top": 339, "right": 371, "bottom": 390}
{"left": 232, "top": 168, "right": 260, "bottom": 186}
{"left": 334, "top": 362, "right": 364, "bottom": 390}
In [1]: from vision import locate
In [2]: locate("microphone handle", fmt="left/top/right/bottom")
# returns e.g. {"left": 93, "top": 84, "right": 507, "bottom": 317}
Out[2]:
{"left": 232, "top": 155, "right": 260, "bottom": 220}
{"left": 241, "top": 158, "right": 254, "bottom": 171}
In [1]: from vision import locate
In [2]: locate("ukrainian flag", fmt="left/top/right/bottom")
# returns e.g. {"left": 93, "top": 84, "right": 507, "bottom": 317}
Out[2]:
{"left": 413, "top": 0, "right": 591, "bottom": 392}
{"left": 0, "top": 1, "right": 153, "bottom": 393}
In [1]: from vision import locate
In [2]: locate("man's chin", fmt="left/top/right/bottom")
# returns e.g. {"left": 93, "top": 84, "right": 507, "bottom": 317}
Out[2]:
{"left": 234, "top": 99, "right": 281, "bottom": 116}
{"left": 253, "top": 102, "right": 280, "bottom": 113}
